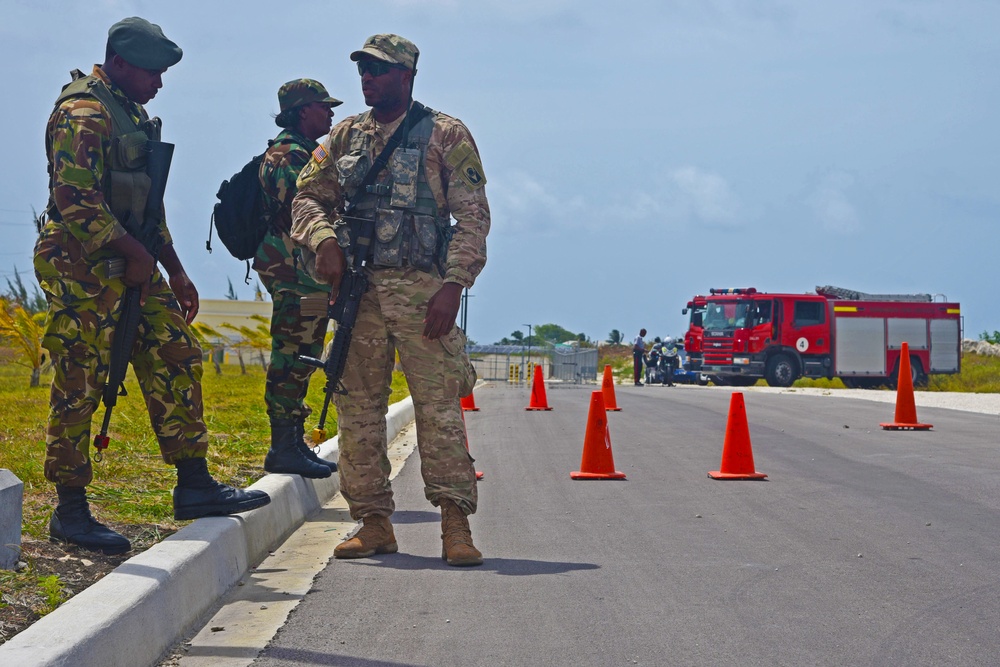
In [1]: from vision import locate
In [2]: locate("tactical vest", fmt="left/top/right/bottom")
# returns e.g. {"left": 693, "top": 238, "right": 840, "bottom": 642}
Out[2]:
{"left": 47, "top": 70, "right": 161, "bottom": 230}
{"left": 335, "top": 108, "right": 451, "bottom": 274}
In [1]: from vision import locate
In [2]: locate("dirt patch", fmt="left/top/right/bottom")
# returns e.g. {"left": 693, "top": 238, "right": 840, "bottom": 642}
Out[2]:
{"left": 0, "top": 522, "right": 174, "bottom": 646}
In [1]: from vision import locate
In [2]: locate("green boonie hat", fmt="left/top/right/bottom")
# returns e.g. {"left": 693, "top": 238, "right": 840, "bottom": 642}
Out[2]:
{"left": 278, "top": 79, "right": 343, "bottom": 112}
{"left": 350, "top": 34, "right": 419, "bottom": 71}
{"left": 108, "top": 17, "right": 182, "bottom": 70}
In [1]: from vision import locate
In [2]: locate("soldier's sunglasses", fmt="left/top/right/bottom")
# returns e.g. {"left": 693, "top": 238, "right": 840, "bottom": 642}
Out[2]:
{"left": 357, "top": 60, "right": 403, "bottom": 77}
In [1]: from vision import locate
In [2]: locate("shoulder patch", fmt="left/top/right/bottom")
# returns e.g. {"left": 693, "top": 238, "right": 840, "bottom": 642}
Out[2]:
{"left": 446, "top": 140, "right": 487, "bottom": 191}
{"left": 312, "top": 144, "right": 329, "bottom": 163}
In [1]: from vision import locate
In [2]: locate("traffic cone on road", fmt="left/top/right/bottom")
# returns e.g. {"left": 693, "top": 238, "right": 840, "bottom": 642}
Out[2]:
{"left": 880, "top": 342, "right": 932, "bottom": 431}
{"left": 708, "top": 392, "right": 767, "bottom": 480}
{"left": 526, "top": 364, "right": 553, "bottom": 411}
{"left": 601, "top": 365, "right": 622, "bottom": 412}
{"left": 459, "top": 408, "right": 484, "bottom": 480}
{"left": 461, "top": 390, "right": 480, "bottom": 412}
{"left": 571, "top": 391, "right": 626, "bottom": 480}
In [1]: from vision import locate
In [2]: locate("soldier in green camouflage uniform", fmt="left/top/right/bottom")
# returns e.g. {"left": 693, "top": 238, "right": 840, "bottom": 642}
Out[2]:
{"left": 291, "top": 35, "right": 490, "bottom": 566}
{"left": 34, "top": 17, "right": 269, "bottom": 555}
{"left": 253, "top": 79, "right": 343, "bottom": 479}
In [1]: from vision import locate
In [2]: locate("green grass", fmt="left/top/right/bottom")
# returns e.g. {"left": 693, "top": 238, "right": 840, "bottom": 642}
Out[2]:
{"left": 0, "top": 358, "right": 409, "bottom": 540}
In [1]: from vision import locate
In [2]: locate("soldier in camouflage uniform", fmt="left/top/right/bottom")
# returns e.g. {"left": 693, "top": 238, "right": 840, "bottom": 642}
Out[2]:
{"left": 292, "top": 34, "right": 490, "bottom": 567}
{"left": 254, "top": 79, "right": 343, "bottom": 479}
{"left": 34, "top": 17, "right": 270, "bottom": 555}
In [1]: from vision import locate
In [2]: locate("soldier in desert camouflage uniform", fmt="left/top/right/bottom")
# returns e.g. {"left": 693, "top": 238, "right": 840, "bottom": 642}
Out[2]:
{"left": 34, "top": 17, "right": 269, "bottom": 555}
{"left": 254, "top": 79, "right": 343, "bottom": 479}
{"left": 292, "top": 34, "right": 490, "bottom": 566}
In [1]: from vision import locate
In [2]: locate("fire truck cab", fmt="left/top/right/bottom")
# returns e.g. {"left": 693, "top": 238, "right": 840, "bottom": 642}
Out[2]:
{"left": 697, "top": 286, "right": 961, "bottom": 388}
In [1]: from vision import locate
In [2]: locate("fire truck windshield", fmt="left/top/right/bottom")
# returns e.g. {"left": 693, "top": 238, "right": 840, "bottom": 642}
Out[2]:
{"left": 702, "top": 301, "right": 752, "bottom": 329}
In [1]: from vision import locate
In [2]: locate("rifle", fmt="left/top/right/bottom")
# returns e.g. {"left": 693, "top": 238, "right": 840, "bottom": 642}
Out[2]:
{"left": 298, "top": 215, "right": 373, "bottom": 442}
{"left": 298, "top": 103, "right": 430, "bottom": 443}
{"left": 93, "top": 140, "right": 174, "bottom": 460}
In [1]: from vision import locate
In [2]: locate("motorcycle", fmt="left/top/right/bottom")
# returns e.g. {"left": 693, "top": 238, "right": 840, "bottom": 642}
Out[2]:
{"left": 645, "top": 342, "right": 679, "bottom": 386}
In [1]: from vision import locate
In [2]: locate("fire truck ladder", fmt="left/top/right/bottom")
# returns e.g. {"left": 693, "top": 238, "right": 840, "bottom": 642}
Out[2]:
{"left": 815, "top": 285, "right": 933, "bottom": 303}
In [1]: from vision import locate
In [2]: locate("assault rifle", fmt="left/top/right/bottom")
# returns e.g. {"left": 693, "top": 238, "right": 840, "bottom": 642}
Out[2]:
{"left": 298, "top": 215, "right": 374, "bottom": 442}
{"left": 93, "top": 140, "right": 174, "bottom": 460}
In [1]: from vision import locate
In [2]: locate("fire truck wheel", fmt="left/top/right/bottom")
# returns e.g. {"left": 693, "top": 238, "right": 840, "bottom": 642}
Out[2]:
{"left": 765, "top": 354, "right": 797, "bottom": 387}
{"left": 890, "top": 357, "right": 926, "bottom": 389}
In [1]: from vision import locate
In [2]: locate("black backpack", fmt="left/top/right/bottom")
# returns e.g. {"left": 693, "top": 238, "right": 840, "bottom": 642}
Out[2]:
{"left": 207, "top": 152, "right": 274, "bottom": 262}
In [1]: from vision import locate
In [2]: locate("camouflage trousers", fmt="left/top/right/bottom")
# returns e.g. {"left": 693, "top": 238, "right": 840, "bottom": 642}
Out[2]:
{"left": 34, "top": 232, "right": 208, "bottom": 487}
{"left": 335, "top": 266, "right": 477, "bottom": 519}
{"left": 258, "top": 272, "right": 329, "bottom": 422}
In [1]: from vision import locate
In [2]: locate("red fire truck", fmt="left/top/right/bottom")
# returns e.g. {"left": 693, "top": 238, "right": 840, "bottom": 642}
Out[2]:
{"left": 693, "top": 286, "right": 962, "bottom": 388}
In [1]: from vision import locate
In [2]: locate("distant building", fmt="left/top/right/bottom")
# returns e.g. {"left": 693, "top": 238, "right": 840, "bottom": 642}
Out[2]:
{"left": 195, "top": 299, "right": 272, "bottom": 341}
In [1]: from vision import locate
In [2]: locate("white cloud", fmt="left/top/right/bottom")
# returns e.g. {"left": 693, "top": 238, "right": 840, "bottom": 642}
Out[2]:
{"left": 489, "top": 165, "right": 745, "bottom": 234}
{"left": 665, "top": 166, "right": 744, "bottom": 229}
{"left": 806, "top": 170, "right": 861, "bottom": 234}
{"left": 487, "top": 170, "right": 586, "bottom": 234}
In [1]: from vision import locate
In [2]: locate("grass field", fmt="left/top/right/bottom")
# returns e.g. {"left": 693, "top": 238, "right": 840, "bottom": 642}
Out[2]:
{"left": 0, "top": 357, "right": 409, "bottom": 540}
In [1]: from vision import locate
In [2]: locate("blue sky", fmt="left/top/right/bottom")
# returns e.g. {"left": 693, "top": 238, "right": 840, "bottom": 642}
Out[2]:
{"left": 3, "top": 0, "right": 998, "bottom": 346}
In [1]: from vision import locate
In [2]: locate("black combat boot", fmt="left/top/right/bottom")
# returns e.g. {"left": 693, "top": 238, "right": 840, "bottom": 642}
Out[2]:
{"left": 295, "top": 420, "right": 338, "bottom": 473}
{"left": 263, "top": 419, "right": 331, "bottom": 479}
{"left": 173, "top": 457, "right": 271, "bottom": 521}
{"left": 49, "top": 485, "right": 131, "bottom": 555}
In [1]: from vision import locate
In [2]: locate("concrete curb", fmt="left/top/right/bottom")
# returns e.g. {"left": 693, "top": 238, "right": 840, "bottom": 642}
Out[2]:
{"left": 0, "top": 398, "right": 415, "bottom": 667}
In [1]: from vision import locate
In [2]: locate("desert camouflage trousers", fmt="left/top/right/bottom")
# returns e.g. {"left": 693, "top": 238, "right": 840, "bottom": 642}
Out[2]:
{"left": 34, "top": 231, "right": 209, "bottom": 487}
{"left": 335, "top": 266, "right": 478, "bottom": 519}
{"left": 258, "top": 272, "right": 329, "bottom": 422}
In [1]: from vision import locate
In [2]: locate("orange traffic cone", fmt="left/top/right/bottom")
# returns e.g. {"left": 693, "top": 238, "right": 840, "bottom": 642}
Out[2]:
{"left": 461, "top": 390, "right": 480, "bottom": 412}
{"left": 459, "top": 408, "right": 484, "bottom": 480}
{"left": 880, "top": 342, "right": 932, "bottom": 430}
{"left": 571, "top": 391, "right": 626, "bottom": 480}
{"left": 708, "top": 392, "right": 767, "bottom": 480}
{"left": 526, "top": 364, "right": 553, "bottom": 411}
{"left": 601, "top": 364, "right": 622, "bottom": 412}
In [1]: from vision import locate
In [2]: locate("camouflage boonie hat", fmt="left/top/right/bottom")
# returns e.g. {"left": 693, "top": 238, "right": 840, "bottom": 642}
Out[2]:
{"left": 108, "top": 17, "right": 182, "bottom": 70}
{"left": 278, "top": 79, "right": 343, "bottom": 112}
{"left": 350, "top": 34, "right": 419, "bottom": 71}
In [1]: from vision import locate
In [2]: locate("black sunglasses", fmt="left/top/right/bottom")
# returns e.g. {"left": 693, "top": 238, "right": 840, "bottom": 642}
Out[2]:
{"left": 357, "top": 60, "right": 404, "bottom": 77}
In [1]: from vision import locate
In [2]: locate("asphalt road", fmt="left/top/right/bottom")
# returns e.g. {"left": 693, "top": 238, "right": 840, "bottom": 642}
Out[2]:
{"left": 250, "top": 383, "right": 1000, "bottom": 667}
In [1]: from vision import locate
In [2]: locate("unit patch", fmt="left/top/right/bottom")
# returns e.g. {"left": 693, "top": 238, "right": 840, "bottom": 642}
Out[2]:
{"left": 446, "top": 140, "right": 487, "bottom": 191}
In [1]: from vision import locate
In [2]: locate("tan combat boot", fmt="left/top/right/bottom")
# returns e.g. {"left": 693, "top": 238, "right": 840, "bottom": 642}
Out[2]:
{"left": 334, "top": 515, "right": 398, "bottom": 559}
{"left": 440, "top": 499, "right": 483, "bottom": 566}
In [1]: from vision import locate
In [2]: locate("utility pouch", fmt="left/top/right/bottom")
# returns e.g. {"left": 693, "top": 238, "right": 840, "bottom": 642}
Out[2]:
{"left": 373, "top": 208, "right": 405, "bottom": 266}
{"left": 113, "top": 131, "right": 150, "bottom": 170}
{"left": 336, "top": 152, "right": 370, "bottom": 190}
{"left": 109, "top": 169, "right": 152, "bottom": 228}
{"left": 409, "top": 214, "right": 438, "bottom": 272}
{"left": 389, "top": 148, "right": 420, "bottom": 208}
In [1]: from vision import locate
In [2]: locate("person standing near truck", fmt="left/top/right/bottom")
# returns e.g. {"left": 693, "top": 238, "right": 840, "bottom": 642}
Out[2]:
{"left": 632, "top": 328, "right": 647, "bottom": 386}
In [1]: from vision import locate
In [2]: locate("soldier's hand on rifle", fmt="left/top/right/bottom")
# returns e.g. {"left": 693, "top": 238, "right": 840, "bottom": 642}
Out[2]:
{"left": 108, "top": 234, "right": 155, "bottom": 301}
{"left": 315, "top": 237, "right": 346, "bottom": 293}
{"left": 423, "top": 282, "right": 463, "bottom": 340}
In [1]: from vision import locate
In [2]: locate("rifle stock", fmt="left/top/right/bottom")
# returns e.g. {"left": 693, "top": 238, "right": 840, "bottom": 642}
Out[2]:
{"left": 93, "top": 140, "right": 174, "bottom": 459}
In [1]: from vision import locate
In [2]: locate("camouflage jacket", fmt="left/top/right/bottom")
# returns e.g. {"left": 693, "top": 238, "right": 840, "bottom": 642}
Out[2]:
{"left": 41, "top": 65, "right": 171, "bottom": 259}
{"left": 252, "top": 129, "right": 324, "bottom": 290}
{"left": 291, "top": 102, "right": 490, "bottom": 289}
